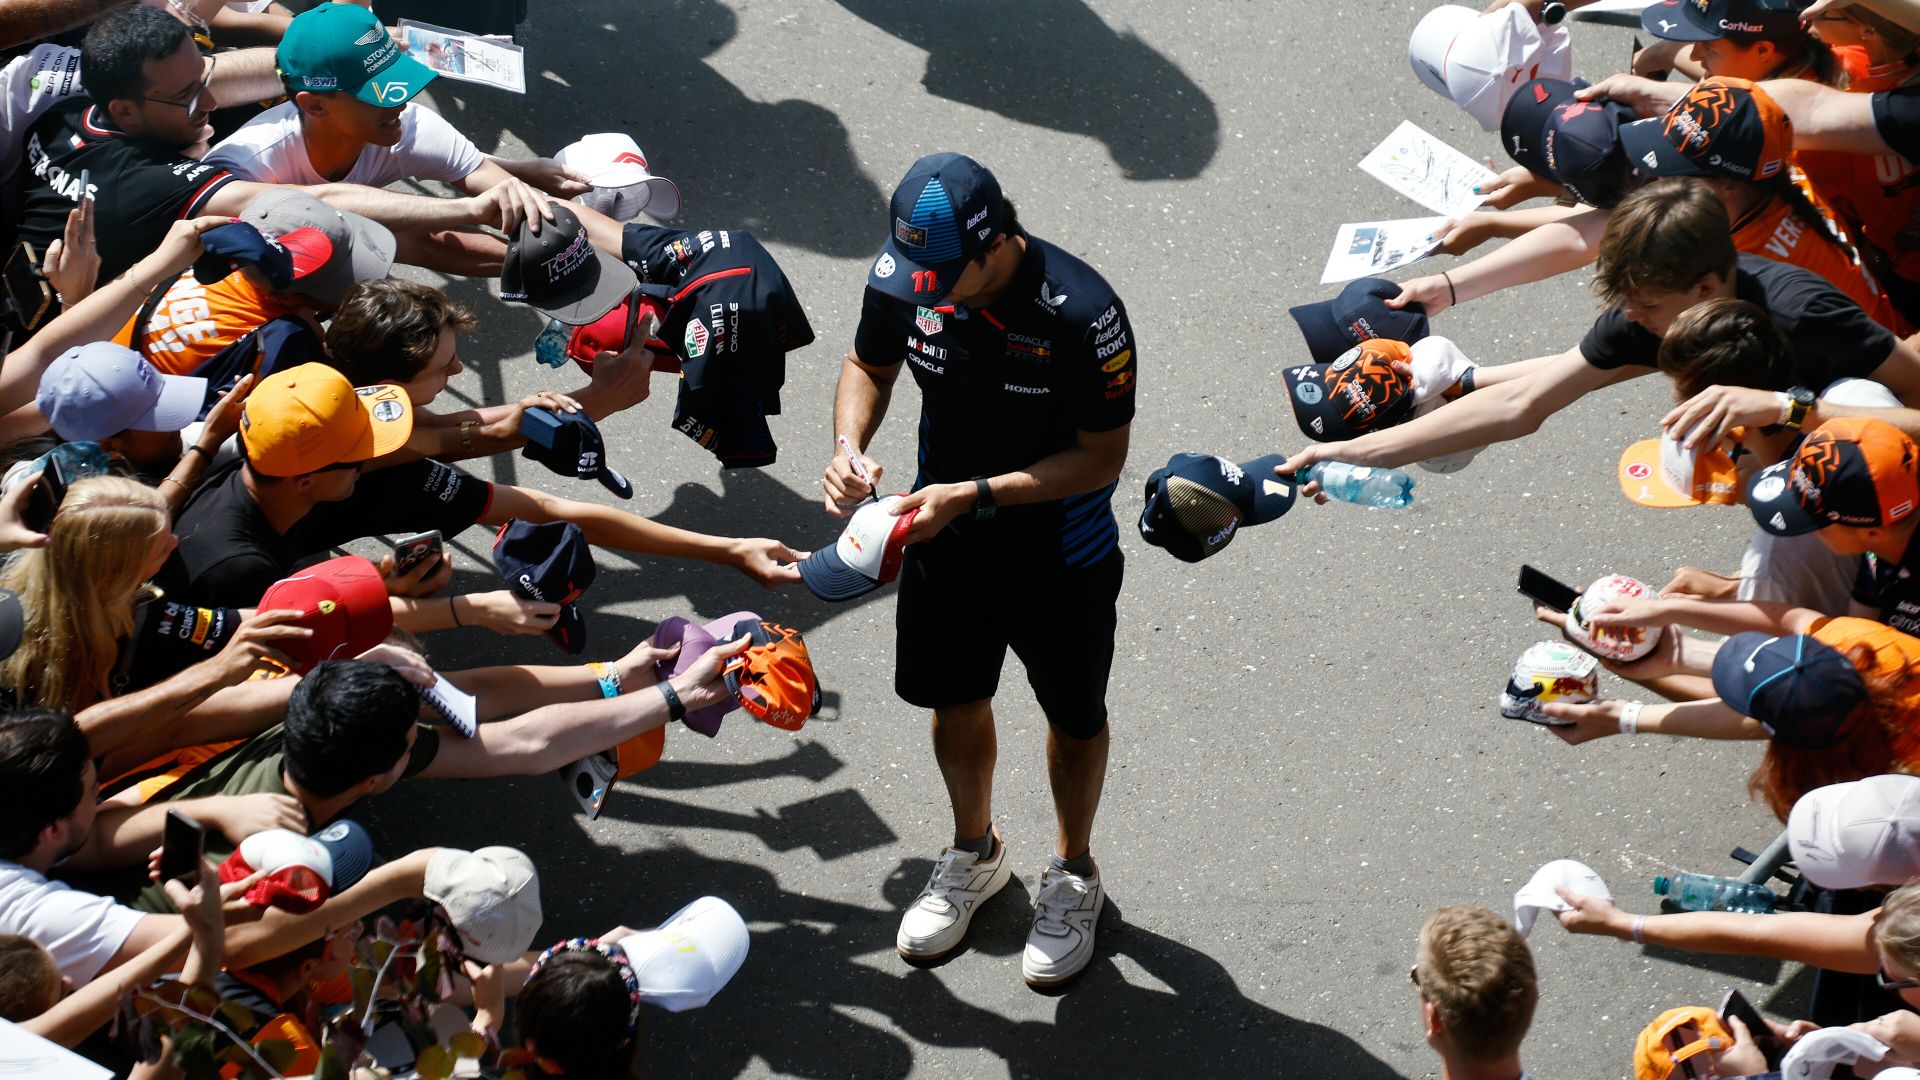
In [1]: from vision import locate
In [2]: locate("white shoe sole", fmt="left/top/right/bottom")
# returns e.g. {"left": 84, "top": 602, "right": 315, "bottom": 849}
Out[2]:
{"left": 896, "top": 851, "right": 1012, "bottom": 961}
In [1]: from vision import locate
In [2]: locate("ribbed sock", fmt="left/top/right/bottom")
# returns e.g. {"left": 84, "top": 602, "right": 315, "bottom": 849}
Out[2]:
{"left": 1049, "top": 850, "right": 1095, "bottom": 877}
{"left": 954, "top": 830, "right": 995, "bottom": 861}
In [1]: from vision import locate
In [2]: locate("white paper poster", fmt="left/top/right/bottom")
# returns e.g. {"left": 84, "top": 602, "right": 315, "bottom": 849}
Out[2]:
{"left": 398, "top": 20, "right": 527, "bottom": 94}
{"left": 1320, "top": 217, "right": 1448, "bottom": 284}
{"left": 1358, "top": 121, "right": 1497, "bottom": 218}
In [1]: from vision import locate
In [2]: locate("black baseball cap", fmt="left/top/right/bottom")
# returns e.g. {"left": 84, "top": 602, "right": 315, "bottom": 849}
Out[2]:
{"left": 491, "top": 519, "right": 596, "bottom": 654}
{"left": 1281, "top": 339, "right": 1418, "bottom": 442}
{"left": 1712, "top": 631, "right": 1867, "bottom": 748}
{"left": 1138, "top": 453, "right": 1296, "bottom": 563}
{"left": 1501, "top": 78, "right": 1638, "bottom": 209}
{"left": 500, "top": 203, "right": 637, "bottom": 325}
{"left": 520, "top": 407, "right": 633, "bottom": 499}
{"left": 867, "top": 153, "right": 1005, "bottom": 303}
{"left": 1287, "top": 278, "right": 1429, "bottom": 365}
{"left": 1641, "top": 0, "right": 1809, "bottom": 42}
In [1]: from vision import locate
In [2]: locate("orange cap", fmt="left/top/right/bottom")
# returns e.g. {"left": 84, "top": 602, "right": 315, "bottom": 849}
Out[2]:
{"left": 238, "top": 363, "right": 414, "bottom": 477}
{"left": 1618, "top": 430, "right": 1742, "bottom": 508}
{"left": 1633, "top": 1006, "right": 1730, "bottom": 1080}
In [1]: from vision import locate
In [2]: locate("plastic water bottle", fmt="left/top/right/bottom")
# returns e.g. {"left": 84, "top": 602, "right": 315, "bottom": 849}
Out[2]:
{"left": 1652, "top": 873, "right": 1777, "bottom": 914}
{"left": 533, "top": 319, "right": 570, "bottom": 369}
{"left": 1304, "top": 462, "right": 1416, "bottom": 509}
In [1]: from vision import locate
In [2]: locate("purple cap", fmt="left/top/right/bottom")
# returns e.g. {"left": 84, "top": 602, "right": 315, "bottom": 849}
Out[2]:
{"left": 653, "top": 611, "right": 759, "bottom": 737}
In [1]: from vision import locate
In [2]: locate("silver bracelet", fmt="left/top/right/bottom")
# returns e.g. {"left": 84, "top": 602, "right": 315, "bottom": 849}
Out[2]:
{"left": 1631, "top": 915, "right": 1647, "bottom": 945}
{"left": 1619, "top": 701, "right": 1644, "bottom": 735}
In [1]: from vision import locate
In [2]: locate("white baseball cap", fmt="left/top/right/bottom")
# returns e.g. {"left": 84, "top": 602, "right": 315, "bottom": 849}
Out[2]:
{"left": 1780, "top": 1027, "right": 1890, "bottom": 1080}
{"left": 425, "top": 846, "right": 543, "bottom": 964}
{"left": 557, "top": 133, "right": 682, "bottom": 222}
{"left": 797, "top": 494, "right": 918, "bottom": 602}
{"left": 614, "top": 896, "right": 749, "bottom": 1012}
{"left": 1788, "top": 774, "right": 1920, "bottom": 889}
{"left": 1408, "top": 4, "right": 1573, "bottom": 131}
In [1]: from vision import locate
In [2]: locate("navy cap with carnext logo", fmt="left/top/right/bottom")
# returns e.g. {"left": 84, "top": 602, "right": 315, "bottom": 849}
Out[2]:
{"left": 1287, "top": 277, "right": 1429, "bottom": 365}
{"left": 1138, "top": 453, "right": 1296, "bottom": 563}
{"left": 1641, "top": 0, "right": 1809, "bottom": 43}
{"left": 492, "top": 519, "right": 596, "bottom": 654}
{"left": 868, "top": 153, "right": 1005, "bottom": 302}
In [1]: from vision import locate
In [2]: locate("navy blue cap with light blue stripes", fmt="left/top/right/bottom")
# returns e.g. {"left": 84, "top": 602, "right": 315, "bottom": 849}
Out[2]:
{"left": 868, "top": 152, "right": 1005, "bottom": 301}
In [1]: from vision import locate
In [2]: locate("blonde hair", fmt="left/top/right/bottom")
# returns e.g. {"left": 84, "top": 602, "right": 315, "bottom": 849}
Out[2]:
{"left": 1876, "top": 883, "right": 1920, "bottom": 974}
{"left": 1416, "top": 906, "right": 1538, "bottom": 1062}
{"left": 0, "top": 476, "right": 168, "bottom": 711}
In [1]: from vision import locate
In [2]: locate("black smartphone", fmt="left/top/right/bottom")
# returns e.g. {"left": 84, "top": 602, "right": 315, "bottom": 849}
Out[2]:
{"left": 391, "top": 530, "right": 444, "bottom": 576}
{"left": 22, "top": 450, "right": 72, "bottom": 534}
{"left": 1719, "top": 988, "right": 1785, "bottom": 1069}
{"left": 2, "top": 242, "right": 50, "bottom": 333}
{"left": 1519, "top": 565, "right": 1581, "bottom": 614}
{"left": 160, "top": 809, "right": 205, "bottom": 885}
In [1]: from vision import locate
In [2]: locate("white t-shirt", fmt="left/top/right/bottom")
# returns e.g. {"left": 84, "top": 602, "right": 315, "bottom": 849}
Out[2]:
{"left": 0, "top": 860, "right": 147, "bottom": 983}
{"left": 205, "top": 100, "right": 484, "bottom": 188}
{"left": 0, "top": 44, "right": 83, "bottom": 180}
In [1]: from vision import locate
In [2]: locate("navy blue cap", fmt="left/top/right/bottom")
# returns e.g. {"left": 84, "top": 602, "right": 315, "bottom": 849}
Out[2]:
{"left": 520, "top": 407, "right": 633, "bottom": 500}
{"left": 867, "top": 153, "right": 1006, "bottom": 302}
{"left": 1641, "top": 0, "right": 1809, "bottom": 43}
{"left": 1287, "top": 278, "right": 1429, "bottom": 365}
{"left": 1712, "top": 631, "right": 1868, "bottom": 749}
{"left": 492, "top": 519, "right": 596, "bottom": 654}
{"left": 1502, "top": 79, "right": 1637, "bottom": 209}
{"left": 194, "top": 222, "right": 295, "bottom": 291}
{"left": 1138, "top": 453, "right": 1296, "bottom": 563}
{"left": 310, "top": 819, "right": 374, "bottom": 892}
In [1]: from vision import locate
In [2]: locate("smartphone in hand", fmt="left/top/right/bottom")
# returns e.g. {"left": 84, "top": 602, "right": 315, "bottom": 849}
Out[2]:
{"left": 391, "top": 530, "right": 444, "bottom": 577}
{"left": 160, "top": 809, "right": 204, "bottom": 885}
{"left": 1518, "top": 564, "right": 1580, "bottom": 613}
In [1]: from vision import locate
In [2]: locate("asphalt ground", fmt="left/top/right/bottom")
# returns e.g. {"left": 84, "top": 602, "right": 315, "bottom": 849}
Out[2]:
{"left": 348, "top": 2, "right": 1796, "bottom": 1076}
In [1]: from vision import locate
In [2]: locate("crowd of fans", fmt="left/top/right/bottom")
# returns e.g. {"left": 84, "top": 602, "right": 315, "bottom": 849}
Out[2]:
{"left": 0, "top": 0, "right": 814, "bottom": 1074}
{"left": 1243, "top": 0, "right": 1920, "bottom": 1075}
{"left": 32, "top": 0, "right": 1920, "bottom": 1073}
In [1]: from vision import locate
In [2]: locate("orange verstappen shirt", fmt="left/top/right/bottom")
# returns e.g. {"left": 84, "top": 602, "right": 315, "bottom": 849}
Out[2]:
{"left": 1731, "top": 179, "right": 1913, "bottom": 337}
{"left": 1796, "top": 59, "right": 1920, "bottom": 293}
{"left": 1808, "top": 615, "right": 1920, "bottom": 765}
{"left": 113, "top": 269, "right": 310, "bottom": 376}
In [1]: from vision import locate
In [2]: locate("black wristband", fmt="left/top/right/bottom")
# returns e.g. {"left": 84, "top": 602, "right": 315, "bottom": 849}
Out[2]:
{"left": 184, "top": 444, "right": 211, "bottom": 460}
{"left": 657, "top": 679, "right": 687, "bottom": 723}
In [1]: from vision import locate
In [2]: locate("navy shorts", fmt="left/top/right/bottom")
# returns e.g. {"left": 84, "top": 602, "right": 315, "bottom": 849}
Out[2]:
{"left": 893, "top": 531, "right": 1122, "bottom": 740}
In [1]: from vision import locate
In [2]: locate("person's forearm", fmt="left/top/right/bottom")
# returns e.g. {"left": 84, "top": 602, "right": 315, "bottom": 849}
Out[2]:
{"left": 524, "top": 488, "right": 743, "bottom": 567}
{"left": 1449, "top": 211, "right": 1606, "bottom": 306}
{"left": 1639, "top": 698, "right": 1768, "bottom": 739}
{"left": 0, "top": 247, "right": 193, "bottom": 416}
{"left": 967, "top": 437, "right": 1127, "bottom": 509}
{"left": 157, "top": 441, "right": 219, "bottom": 515}
{"left": 438, "top": 675, "right": 683, "bottom": 777}
{"left": 1761, "top": 78, "right": 1889, "bottom": 154}
{"left": 201, "top": 45, "right": 280, "bottom": 105}
{"left": 0, "top": 0, "right": 127, "bottom": 48}
{"left": 833, "top": 355, "right": 894, "bottom": 452}
{"left": 225, "top": 849, "right": 437, "bottom": 969}
{"left": 440, "top": 660, "right": 606, "bottom": 722}
{"left": 76, "top": 659, "right": 233, "bottom": 764}
{"left": 1481, "top": 203, "right": 1592, "bottom": 239}
{"left": 26, "top": 924, "right": 192, "bottom": 1047}
{"left": 61, "top": 801, "right": 175, "bottom": 870}
{"left": 89, "top": 677, "right": 295, "bottom": 785}
{"left": 1807, "top": 403, "right": 1920, "bottom": 444}
{"left": 1637, "top": 673, "right": 1718, "bottom": 703}
{"left": 205, "top": 9, "right": 292, "bottom": 48}
{"left": 393, "top": 594, "right": 484, "bottom": 633}
{"left": 1618, "top": 909, "right": 1877, "bottom": 970}
{"left": 1656, "top": 597, "right": 1824, "bottom": 636}
{"left": 279, "top": 183, "right": 481, "bottom": 230}
{"left": 407, "top": 405, "right": 525, "bottom": 461}
{"left": 1314, "top": 374, "right": 1543, "bottom": 468}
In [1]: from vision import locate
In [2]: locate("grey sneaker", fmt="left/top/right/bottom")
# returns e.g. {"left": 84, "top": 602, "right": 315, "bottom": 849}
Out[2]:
{"left": 1021, "top": 860, "right": 1104, "bottom": 987}
{"left": 896, "top": 833, "right": 1011, "bottom": 961}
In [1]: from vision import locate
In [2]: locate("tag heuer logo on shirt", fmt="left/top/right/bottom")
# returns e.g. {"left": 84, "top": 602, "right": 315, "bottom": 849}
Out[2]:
{"left": 915, "top": 307, "right": 942, "bottom": 337}
{"left": 684, "top": 320, "right": 709, "bottom": 358}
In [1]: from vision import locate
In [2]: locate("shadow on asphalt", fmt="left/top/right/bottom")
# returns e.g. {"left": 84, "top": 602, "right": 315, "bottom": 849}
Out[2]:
{"left": 367, "top": 748, "right": 1408, "bottom": 1079}
{"left": 830, "top": 0, "right": 1221, "bottom": 182}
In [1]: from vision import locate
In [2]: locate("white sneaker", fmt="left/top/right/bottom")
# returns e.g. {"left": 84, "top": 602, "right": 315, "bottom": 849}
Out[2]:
{"left": 1022, "top": 860, "right": 1104, "bottom": 987}
{"left": 896, "top": 833, "right": 1011, "bottom": 961}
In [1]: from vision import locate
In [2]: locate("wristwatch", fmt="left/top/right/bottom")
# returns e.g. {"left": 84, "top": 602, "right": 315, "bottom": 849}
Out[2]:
{"left": 972, "top": 476, "right": 996, "bottom": 520}
{"left": 1782, "top": 386, "right": 1815, "bottom": 431}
